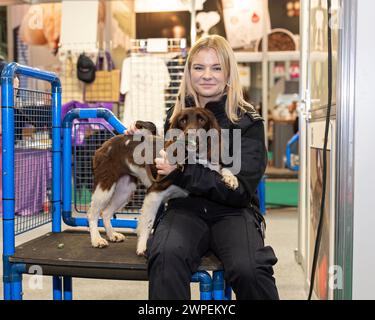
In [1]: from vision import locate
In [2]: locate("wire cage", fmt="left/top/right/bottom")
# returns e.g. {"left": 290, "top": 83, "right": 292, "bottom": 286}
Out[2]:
{"left": 11, "top": 87, "right": 53, "bottom": 235}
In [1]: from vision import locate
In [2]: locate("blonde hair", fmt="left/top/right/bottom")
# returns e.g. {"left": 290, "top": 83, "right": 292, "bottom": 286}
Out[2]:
{"left": 172, "top": 34, "right": 255, "bottom": 123}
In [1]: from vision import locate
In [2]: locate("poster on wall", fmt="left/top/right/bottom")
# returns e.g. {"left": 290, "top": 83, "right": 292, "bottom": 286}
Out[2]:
{"left": 222, "top": 0, "right": 271, "bottom": 49}
{"left": 136, "top": 0, "right": 226, "bottom": 45}
{"left": 136, "top": 11, "right": 191, "bottom": 41}
{"left": 309, "top": 147, "right": 331, "bottom": 300}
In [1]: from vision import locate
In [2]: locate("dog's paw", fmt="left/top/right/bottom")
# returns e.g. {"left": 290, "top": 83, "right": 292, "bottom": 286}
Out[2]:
{"left": 221, "top": 168, "right": 239, "bottom": 190}
{"left": 136, "top": 241, "right": 147, "bottom": 256}
{"left": 108, "top": 232, "right": 126, "bottom": 243}
{"left": 136, "top": 249, "right": 147, "bottom": 257}
{"left": 91, "top": 237, "right": 109, "bottom": 248}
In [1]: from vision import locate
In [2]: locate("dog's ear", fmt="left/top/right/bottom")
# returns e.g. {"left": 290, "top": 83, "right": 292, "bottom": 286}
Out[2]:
{"left": 135, "top": 121, "right": 157, "bottom": 136}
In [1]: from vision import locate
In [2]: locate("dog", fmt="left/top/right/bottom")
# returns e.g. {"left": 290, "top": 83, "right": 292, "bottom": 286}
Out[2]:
{"left": 87, "top": 108, "right": 239, "bottom": 255}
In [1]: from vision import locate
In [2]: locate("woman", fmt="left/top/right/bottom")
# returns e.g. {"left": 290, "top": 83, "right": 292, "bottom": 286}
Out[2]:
{"left": 127, "top": 35, "right": 279, "bottom": 300}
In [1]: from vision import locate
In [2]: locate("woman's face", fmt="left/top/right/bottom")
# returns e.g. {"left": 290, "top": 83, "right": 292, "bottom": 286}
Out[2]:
{"left": 190, "top": 48, "right": 227, "bottom": 106}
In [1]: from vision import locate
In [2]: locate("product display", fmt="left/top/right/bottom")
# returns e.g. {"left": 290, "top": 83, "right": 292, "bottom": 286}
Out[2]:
{"left": 120, "top": 55, "right": 170, "bottom": 131}
{"left": 77, "top": 53, "right": 96, "bottom": 84}
{"left": 257, "top": 28, "right": 297, "bottom": 51}
{"left": 85, "top": 51, "right": 121, "bottom": 102}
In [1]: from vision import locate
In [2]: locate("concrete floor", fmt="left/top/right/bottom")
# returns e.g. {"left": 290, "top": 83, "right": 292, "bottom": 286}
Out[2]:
{"left": 0, "top": 207, "right": 307, "bottom": 300}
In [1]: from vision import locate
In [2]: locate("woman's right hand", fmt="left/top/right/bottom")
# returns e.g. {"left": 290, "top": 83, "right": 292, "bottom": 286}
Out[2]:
{"left": 124, "top": 122, "right": 139, "bottom": 135}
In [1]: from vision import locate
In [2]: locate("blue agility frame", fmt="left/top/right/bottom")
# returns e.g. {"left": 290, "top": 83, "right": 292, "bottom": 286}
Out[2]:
{"left": 1, "top": 63, "right": 225, "bottom": 300}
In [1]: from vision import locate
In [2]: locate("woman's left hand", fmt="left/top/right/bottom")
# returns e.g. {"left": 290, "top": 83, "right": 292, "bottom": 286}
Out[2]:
{"left": 155, "top": 149, "right": 177, "bottom": 175}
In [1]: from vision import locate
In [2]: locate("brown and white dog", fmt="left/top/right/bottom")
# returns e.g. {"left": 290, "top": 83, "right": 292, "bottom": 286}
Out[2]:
{"left": 87, "top": 108, "right": 239, "bottom": 255}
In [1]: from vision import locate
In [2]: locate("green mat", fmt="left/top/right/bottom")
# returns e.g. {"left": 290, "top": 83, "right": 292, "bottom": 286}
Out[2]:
{"left": 266, "top": 180, "right": 299, "bottom": 207}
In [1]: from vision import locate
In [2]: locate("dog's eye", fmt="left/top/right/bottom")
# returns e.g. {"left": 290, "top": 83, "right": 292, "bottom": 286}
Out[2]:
{"left": 179, "top": 118, "right": 187, "bottom": 126}
{"left": 198, "top": 117, "right": 206, "bottom": 124}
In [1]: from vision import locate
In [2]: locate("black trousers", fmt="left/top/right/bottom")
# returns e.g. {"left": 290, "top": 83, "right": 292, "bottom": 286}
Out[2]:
{"left": 147, "top": 204, "right": 279, "bottom": 300}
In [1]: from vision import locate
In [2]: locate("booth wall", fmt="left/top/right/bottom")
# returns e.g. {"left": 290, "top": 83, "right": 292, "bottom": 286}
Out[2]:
{"left": 352, "top": 0, "right": 375, "bottom": 300}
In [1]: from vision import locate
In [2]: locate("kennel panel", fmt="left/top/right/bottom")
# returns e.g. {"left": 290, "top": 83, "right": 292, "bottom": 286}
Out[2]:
{"left": 11, "top": 88, "right": 53, "bottom": 235}
{"left": 72, "top": 122, "right": 146, "bottom": 215}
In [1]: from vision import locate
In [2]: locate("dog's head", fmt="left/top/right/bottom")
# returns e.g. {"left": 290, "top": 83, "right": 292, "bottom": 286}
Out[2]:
{"left": 168, "top": 108, "right": 221, "bottom": 162}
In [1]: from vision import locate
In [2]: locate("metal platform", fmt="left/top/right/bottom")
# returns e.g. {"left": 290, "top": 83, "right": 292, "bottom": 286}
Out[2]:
{"left": 9, "top": 230, "right": 222, "bottom": 281}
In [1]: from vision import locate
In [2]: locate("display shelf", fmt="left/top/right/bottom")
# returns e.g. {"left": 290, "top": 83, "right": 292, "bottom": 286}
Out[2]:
{"left": 234, "top": 51, "right": 301, "bottom": 63}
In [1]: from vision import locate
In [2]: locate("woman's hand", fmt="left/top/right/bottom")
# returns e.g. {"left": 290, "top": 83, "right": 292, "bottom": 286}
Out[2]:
{"left": 124, "top": 122, "right": 139, "bottom": 135}
{"left": 155, "top": 149, "right": 177, "bottom": 175}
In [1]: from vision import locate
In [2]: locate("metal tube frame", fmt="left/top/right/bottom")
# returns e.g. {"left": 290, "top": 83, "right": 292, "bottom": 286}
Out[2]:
{"left": 1, "top": 62, "right": 61, "bottom": 300}
{"left": 61, "top": 108, "right": 137, "bottom": 229}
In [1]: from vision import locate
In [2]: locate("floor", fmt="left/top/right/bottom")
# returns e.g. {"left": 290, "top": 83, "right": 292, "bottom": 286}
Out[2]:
{"left": 0, "top": 207, "right": 307, "bottom": 300}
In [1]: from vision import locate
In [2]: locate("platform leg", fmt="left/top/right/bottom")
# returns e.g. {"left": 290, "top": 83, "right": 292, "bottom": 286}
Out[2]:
{"left": 63, "top": 277, "right": 73, "bottom": 300}
{"left": 10, "top": 277, "right": 23, "bottom": 300}
{"left": 53, "top": 276, "right": 62, "bottom": 300}
{"left": 213, "top": 271, "right": 225, "bottom": 300}
{"left": 3, "top": 283, "right": 12, "bottom": 300}
{"left": 191, "top": 271, "right": 212, "bottom": 300}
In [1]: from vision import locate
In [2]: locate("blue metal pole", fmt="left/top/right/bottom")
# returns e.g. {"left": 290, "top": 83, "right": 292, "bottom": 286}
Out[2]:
{"left": 191, "top": 271, "right": 212, "bottom": 300}
{"left": 63, "top": 277, "right": 73, "bottom": 300}
{"left": 2, "top": 65, "right": 16, "bottom": 300}
{"left": 10, "top": 263, "right": 26, "bottom": 300}
{"left": 62, "top": 125, "right": 72, "bottom": 220}
{"left": 51, "top": 81, "right": 62, "bottom": 233}
{"left": 53, "top": 276, "right": 62, "bottom": 300}
{"left": 11, "top": 281, "right": 22, "bottom": 300}
{"left": 212, "top": 271, "right": 225, "bottom": 300}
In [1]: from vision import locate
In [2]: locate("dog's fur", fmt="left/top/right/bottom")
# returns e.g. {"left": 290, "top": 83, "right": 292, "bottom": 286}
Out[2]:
{"left": 87, "top": 108, "right": 239, "bottom": 255}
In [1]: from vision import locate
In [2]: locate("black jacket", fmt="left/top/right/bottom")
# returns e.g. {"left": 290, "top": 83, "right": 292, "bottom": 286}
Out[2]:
{"left": 164, "top": 96, "right": 267, "bottom": 215}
